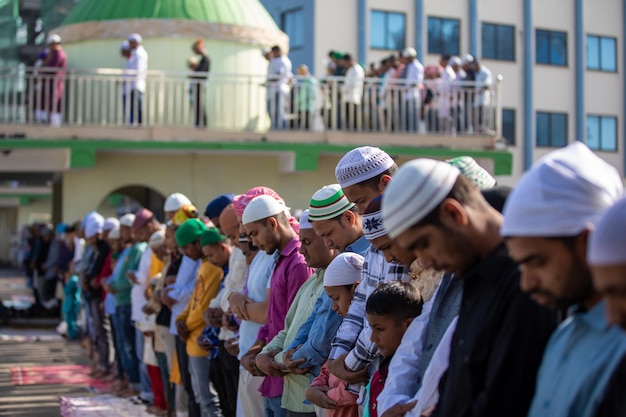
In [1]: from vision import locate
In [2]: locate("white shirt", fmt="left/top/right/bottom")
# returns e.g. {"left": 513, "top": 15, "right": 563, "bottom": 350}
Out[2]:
{"left": 405, "top": 317, "right": 458, "bottom": 417}
{"left": 341, "top": 64, "right": 364, "bottom": 104}
{"left": 131, "top": 246, "right": 153, "bottom": 322}
{"left": 267, "top": 55, "right": 293, "bottom": 94}
{"left": 404, "top": 58, "right": 424, "bottom": 100}
{"left": 126, "top": 45, "right": 148, "bottom": 93}
{"left": 474, "top": 65, "right": 493, "bottom": 106}
{"left": 437, "top": 65, "right": 457, "bottom": 114}
{"left": 209, "top": 247, "right": 248, "bottom": 340}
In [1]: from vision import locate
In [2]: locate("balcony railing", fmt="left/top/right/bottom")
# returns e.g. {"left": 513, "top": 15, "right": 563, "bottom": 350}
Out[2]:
{"left": 0, "top": 66, "right": 502, "bottom": 137}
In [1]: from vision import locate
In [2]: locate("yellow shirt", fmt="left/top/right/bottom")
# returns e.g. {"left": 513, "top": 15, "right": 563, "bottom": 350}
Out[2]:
{"left": 150, "top": 253, "right": 163, "bottom": 281}
{"left": 176, "top": 259, "right": 223, "bottom": 357}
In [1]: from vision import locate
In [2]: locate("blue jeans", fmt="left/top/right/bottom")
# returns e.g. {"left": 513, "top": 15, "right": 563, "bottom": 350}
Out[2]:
{"left": 264, "top": 396, "right": 287, "bottom": 417}
{"left": 135, "top": 328, "right": 154, "bottom": 402}
{"left": 188, "top": 355, "right": 222, "bottom": 417}
{"left": 116, "top": 304, "right": 140, "bottom": 386}
{"left": 269, "top": 91, "right": 285, "bottom": 130}
{"left": 110, "top": 311, "right": 130, "bottom": 378}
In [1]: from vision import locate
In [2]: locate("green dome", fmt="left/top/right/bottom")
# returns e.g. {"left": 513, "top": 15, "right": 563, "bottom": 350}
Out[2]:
{"left": 61, "top": 0, "right": 279, "bottom": 31}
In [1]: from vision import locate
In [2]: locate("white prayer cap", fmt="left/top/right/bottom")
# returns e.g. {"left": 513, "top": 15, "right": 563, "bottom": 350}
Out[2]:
{"left": 149, "top": 229, "right": 166, "bottom": 249}
{"left": 119, "top": 213, "right": 136, "bottom": 228}
{"left": 449, "top": 56, "right": 462, "bottom": 67}
{"left": 461, "top": 53, "right": 475, "bottom": 65}
{"left": 446, "top": 156, "right": 496, "bottom": 190}
{"left": 128, "top": 33, "right": 143, "bottom": 43}
{"left": 84, "top": 213, "right": 105, "bottom": 239}
{"left": 588, "top": 196, "right": 626, "bottom": 265}
{"left": 120, "top": 41, "right": 130, "bottom": 51}
{"left": 242, "top": 195, "right": 286, "bottom": 225}
{"left": 335, "top": 146, "right": 395, "bottom": 188}
{"left": 401, "top": 47, "right": 417, "bottom": 58}
{"left": 103, "top": 217, "right": 120, "bottom": 232}
{"left": 164, "top": 193, "right": 191, "bottom": 212}
{"left": 502, "top": 142, "right": 623, "bottom": 238}
{"left": 299, "top": 210, "right": 313, "bottom": 230}
{"left": 108, "top": 225, "right": 121, "bottom": 240}
{"left": 46, "top": 34, "right": 61, "bottom": 45}
{"left": 382, "top": 159, "right": 460, "bottom": 239}
{"left": 323, "top": 252, "right": 364, "bottom": 286}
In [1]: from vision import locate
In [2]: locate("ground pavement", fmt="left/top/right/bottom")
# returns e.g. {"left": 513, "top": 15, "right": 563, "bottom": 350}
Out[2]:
{"left": 0, "top": 268, "right": 154, "bottom": 417}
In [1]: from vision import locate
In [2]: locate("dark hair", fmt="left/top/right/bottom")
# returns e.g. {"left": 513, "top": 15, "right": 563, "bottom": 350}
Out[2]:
{"left": 343, "top": 53, "right": 353, "bottom": 61}
{"left": 414, "top": 174, "right": 480, "bottom": 228}
{"left": 441, "top": 54, "right": 451, "bottom": 61}
{"left": 359, "top": 165, "right": 398, "bottom": 191}
{"left": 271, "top": 45, "right": 281, "bottom": 53}
{"left": 366, "top": 281, "right": 423, "bottom": 323}
{"left": 330, "top": 205, "right": 358, "bottom": 222}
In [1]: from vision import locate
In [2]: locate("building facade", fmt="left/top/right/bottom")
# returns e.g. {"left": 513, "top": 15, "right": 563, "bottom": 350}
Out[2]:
{"left": 261, "top": 0, "right": 626, "bottom": 182}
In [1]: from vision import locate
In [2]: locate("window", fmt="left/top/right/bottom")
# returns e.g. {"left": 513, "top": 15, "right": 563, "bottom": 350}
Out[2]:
{"left": 482, "top": 23, "right": 515, "bottom": 61}
{"left": 587, "top": 35, "right": 617, "bottom": 72}
{"left": 370, "top": 10, "right": 406, "bottom": 50}
{"left": 428, "top": 17, "right": 460, "bottom": 55}
{"left": 281, "top": 8, "right": 304, "bottom": 49}
{"left": 502, "top": 108, "right": 516, "bottom": 145}
{"left": 587, "top": 115, "right": 617, "bottom": 151}
{"left": 536, "top": 112, "right": 568, "bottom": 147}
{"left": 536, "top": 29, "right": 567, "bottom": 66}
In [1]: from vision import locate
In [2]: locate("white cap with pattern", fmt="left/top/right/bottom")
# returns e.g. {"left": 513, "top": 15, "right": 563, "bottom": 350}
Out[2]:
{"left": 335, "top": 146, "right": 395, "bottom": 188}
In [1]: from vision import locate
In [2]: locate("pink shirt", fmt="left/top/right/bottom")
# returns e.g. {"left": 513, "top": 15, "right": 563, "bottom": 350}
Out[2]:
{"left": 258, "top": 238, "right": 314, "bottom": 398}
{"left": 310, "top": 362, "right": 359, "bottom": 417}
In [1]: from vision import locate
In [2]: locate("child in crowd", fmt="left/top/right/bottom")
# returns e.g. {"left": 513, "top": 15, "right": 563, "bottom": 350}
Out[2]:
{"left": 306, "top": 253, "right": 364, "bottom": 417}
{"left": 365, "top": 281, "right": 423, "bottom": 417}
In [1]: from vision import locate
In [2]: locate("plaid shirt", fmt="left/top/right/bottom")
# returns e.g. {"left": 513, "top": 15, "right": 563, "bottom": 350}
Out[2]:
{"left": 330, "top": 246, "right": 411, "bottom": 397}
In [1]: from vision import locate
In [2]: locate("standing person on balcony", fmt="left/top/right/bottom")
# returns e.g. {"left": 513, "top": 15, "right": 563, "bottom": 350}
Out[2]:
{"left": 126, "top": 33, "right": 148, "bottom": 125}
{"left": 399, "top": 47, "right": 423, "bottom": 132}
{"left": 339, "top": 54, "right": 364, "bottom": 131}
{"left": 39, "top": 34, "right": 66, "bottom": 127}
{"left": 437, "top": 55, "right": 457, "bottom": 133}
{"left": 470, "top": 60, "right": 493, "bottom": 134}
{"left": 267, "top": 45, "right": 292, "bottom": 130}
{"left": 191, "top": 39, "right": 210, "bottom": 128}
{"left": 295, "top": 65, "right": 317, "bottom": 130}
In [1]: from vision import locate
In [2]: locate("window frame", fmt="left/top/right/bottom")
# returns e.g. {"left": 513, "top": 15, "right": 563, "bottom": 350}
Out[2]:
{"left": 535, "top": 29, "right": 568, "bottom": 66}
{"left": 501, "top": 108, "right": 516, "bottom": 145}
{"left": 280, "top": 7, "right": 305, "bottom": 50}
{"left": 536, "top": 111, "right": 568, "bottom": 148}
{"left": 481, "top": 22, "right": 516, "bottom": 61}
{"left": 586, "top": 34, "right": 617, "bottom": 72}
{"left": 369, "top": 9, "right": 407, "bottom": 51}
{"left": 586, "top": 114, "right": 618, "bottom": 152}
{"left": 427, "top": 16, "right": 461, "bottom": 56}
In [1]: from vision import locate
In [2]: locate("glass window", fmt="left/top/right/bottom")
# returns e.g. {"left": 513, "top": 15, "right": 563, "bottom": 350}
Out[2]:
{"left": 536, "top": 111, "right": 568, "bottom": 147}
{"left": 370, "top": 10, "right": 406, "bottom": 50}
{"left": 482, "top": 23, "right": 515, "bottom": 61}
{"left": 502, "top": 108, "right": 516, "bottom": 145}
{"left": 587, "top": 35, "right": 617, "bottom": 71}
{"left": 536, "top": 29, "right": 567, "bottom": 66}
{"left": 428, "top": 17, "right": 460, "bottom": 55}
{"left": 587, "top": 115, "right": 617, "bottom": 152}
{"left": 281, "top": 8, "right": 304, "bottom": 49}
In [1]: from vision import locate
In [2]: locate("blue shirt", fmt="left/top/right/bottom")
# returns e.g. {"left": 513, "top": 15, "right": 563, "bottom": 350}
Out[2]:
{"left": 345, "top": 235, "right": 370, "bottom": 257}
{"left": 528, "top": 300, "right": 626, "bottom": 417}
{"left": 104, "top": 248, "right": 129, "bottom": 315}
{"left": 168, "top": 255, "right": 201, "bottom": 334}
{"left": 287, "top": 292, "right": 342, "bottom": 377}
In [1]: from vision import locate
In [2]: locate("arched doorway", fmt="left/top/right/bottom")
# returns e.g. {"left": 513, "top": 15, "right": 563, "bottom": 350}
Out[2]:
{"left": 96, "top": 185, "right": 166, "bottom": 221}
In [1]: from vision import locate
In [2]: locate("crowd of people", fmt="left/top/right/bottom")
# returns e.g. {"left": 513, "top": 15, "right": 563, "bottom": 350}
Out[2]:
{"left": 18, "top": 144, "right": 626, "bottom": 417}
{"left": 28, "top": 33, "right": 493, "bottom": 136}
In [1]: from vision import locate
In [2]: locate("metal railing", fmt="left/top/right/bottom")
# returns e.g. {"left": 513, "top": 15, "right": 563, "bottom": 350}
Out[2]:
{"left": 0, "top": 66, "right": 502, "bottom": 136}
